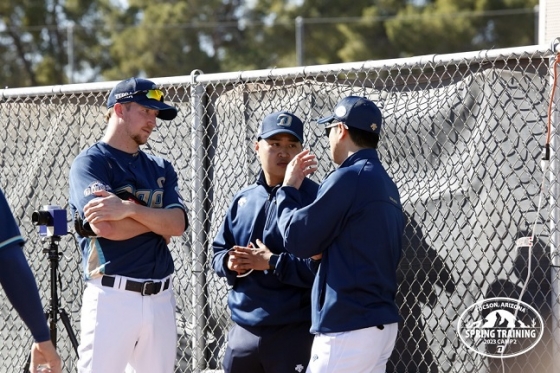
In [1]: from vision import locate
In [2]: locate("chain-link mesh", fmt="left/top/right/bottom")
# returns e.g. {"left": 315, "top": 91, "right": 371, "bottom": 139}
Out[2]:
{"left": 1, "top": 45, "right": 559, "bottom": 373}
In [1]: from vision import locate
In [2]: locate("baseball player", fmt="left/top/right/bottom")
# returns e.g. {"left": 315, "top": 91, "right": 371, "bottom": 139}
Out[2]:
{"left": 69, "top": 77, "right": 188, "bottom": 373}
{"left": 276, "top": 96, "right": 404, "bottom": 373}
{"left": 212, "top": 111, "right": 319, "bottom": 373}
{"left": 0, "top": 188, "right": 62, "bottom": 373}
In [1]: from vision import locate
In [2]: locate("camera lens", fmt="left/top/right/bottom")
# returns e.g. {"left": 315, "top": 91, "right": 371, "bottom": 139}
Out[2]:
{"left": 32, "top": 211, "right": 52, "bottom": 226}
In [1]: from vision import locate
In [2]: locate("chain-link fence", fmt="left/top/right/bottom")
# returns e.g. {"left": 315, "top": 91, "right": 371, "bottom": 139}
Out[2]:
{"left": 1, "top": 41, "right": 560, "bottom": 373}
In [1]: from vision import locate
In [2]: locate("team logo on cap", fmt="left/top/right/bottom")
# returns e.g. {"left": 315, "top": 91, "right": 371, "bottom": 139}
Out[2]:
{"left": 114, "top": 92, "right": 134, "bottom": 100}
{"left": 277, "top": 114, "right": 293, "bottom": 128}
{"left": 335, "top": 105, "right": 347, "bottom": 118}
{"left": 371, "top": 123, "right": 378, "bottom": 132}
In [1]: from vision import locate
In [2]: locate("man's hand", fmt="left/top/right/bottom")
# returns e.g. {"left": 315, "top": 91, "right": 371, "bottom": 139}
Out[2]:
{"left": 29, "top": 340, "right": 61, "bottom": 373}
{"left": 84, "top": 190, "right": 132, "bottom": 223}
{"left": 227, "top": 245, "right": 252, "bottom": 276}
{"left": 311, "top": 253, "right": 322, "bottom": 261}
{"left": 283, "top": 149, "right": 318, "bottom": 190}
{"left": 227, "top": 239, "right": 274, "bottom": 274}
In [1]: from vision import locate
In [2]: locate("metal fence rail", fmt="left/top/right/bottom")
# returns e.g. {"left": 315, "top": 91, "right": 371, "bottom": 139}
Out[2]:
{"left": 1, "top": 40, "right": 560, "bottom": 373}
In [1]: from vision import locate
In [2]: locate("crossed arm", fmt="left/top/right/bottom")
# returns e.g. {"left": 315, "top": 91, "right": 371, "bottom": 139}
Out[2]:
{"left": 84, "top": 190, "right": 186, "bottom": 241}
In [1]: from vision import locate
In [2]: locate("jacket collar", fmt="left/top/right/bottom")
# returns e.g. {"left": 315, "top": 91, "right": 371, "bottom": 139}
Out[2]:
{"left": 256, "top": 171, "right": 279, "bottom": 194}
{"left": 339, "top": 148, "right": 379, "bottom": 168}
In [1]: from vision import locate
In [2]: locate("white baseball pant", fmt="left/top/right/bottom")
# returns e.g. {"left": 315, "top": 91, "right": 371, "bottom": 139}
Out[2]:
{"left": 77, "top": 275, "right": 177, "bottom": 373}
{"left": 306, "top": 323, "right": 398, "bottom": 373}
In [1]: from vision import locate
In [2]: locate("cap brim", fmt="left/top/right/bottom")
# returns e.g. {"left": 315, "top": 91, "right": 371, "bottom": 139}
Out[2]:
{"left": 136, "top": 98, "right": 178, "bottom": 121}
{"left": 259, "top": 129, "right": 303, "bottom": 143}
{"left": 316, "top": 114, "right": 335, "bottom": 125}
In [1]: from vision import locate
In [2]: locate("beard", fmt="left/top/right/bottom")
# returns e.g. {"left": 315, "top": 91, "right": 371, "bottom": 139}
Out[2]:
{"left": 121, "top": 107, "right": 152, "bottom": 146}
{"left": 132, "top": 133, "right": 148, "bottom": 146}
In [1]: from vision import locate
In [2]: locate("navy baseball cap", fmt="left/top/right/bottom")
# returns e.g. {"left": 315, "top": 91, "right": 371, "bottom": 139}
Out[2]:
{"left": 258, "top": 111, "right": 304, "bottom": 143}
{"left": 317, "top": 96, "right": 382, "bottom": 135}
{"left": 106, "top": 77, "right": 178, "bottom": 121}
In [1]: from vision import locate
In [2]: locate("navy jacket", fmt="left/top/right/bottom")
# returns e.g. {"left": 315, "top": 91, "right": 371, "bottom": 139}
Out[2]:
{"left": 212, "top": 172, "right": 320, "bottom": 327}
{"left": 277, "top": 149, "right": 404, "bottom": 333}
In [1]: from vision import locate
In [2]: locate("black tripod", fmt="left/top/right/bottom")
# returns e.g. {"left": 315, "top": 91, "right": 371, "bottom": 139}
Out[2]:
{"left": 23, "top": 235, "right": 79, "bottom": 372}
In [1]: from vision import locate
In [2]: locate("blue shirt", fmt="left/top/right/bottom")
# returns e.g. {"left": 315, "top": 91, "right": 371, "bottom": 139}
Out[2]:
{"left": 212, "top": 172, "right": 319, "bottom": 327}
{"left": 69, "top": 142, "right": 187, "bottom": 280}
{"left": 277, "top": 149, "right": 404, "bottom": 333}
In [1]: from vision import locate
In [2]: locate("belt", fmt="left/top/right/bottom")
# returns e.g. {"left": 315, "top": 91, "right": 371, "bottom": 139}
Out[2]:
{"left": 101, "top": 275, "right": 170, "bottom": 296}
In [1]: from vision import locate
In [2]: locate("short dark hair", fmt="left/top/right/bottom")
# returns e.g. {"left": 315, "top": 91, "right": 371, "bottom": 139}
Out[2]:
{"left": 347, "top": 125, "right": 379, "bottom": 149}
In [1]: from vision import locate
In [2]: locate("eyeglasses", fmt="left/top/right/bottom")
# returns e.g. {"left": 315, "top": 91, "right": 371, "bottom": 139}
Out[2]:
{"left": 324, "top": 122, "right": 348, "bottom": 138}
{"left": 115, "top": 89, "right": 165, "bottom": 103}
{"left": 141, "top": 89, "right": 164, "bottom": 101}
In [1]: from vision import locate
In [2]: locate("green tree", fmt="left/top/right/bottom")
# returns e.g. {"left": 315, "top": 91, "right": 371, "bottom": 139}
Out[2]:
{"left": 239, "top": 0, "right": 385, "bottom": 67}
{"left": 384, "top": 0, "right": 538, "bottom": 57}
{"left": 0, "top": 0, "right": 541, "bottom": 88}
{"left": 99, "top": 0, "right": 247, "bottom": 79}
{"left": 231, "top": 0, "right": 537, "bottom": 66}
{"left": 0, "top": 0, "right": 107, "bottom": 87}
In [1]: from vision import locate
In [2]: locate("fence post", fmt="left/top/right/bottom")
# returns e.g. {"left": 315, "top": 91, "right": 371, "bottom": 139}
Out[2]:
{"left": 295, "top": 16, "right": 304, "bottom": 66}
{"left": 191, "top": 70, "right": 207, "bottom": 372}
{"left": 549, "top": 37, "right": 560, "bottom": 373}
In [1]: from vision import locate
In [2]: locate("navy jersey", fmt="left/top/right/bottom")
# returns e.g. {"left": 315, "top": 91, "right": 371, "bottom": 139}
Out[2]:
{"left": 277, "top": 149, "right": 405, "bottom": 334}
{"left": 69, "top": 142, "right": 187, "bottom": 280}
{"left": 212, "top": 172, "right": 319, "bottom": 327}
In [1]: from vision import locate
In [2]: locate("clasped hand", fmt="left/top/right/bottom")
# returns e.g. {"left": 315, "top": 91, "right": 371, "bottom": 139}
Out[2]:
{"left": 227, "top": 239, "right": 272, "bottom": 275}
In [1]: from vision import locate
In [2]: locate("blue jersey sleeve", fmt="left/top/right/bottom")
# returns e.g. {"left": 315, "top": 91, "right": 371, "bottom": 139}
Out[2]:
{"left": 69, "top": 149, "right": 113, "bottom": 222}
{"left": 277, "top": 171, "right": 356, "bottom": 258}
{"left": 0, "top": 246, "right": 51, "bottom": 342}
{"left": 0, "top": 189, "right": 25, "bottom": 250}
{"left": 272, "top": 251, "right": 320, "bottom": 286}
{"left": 161, "top": 160, "right": 188, "bottom": 231}
{"left": 265, "top": 178, "right": 320, "bottom": 287}
{"left": 0, "top": 190, "right": 50, "bottom": 342}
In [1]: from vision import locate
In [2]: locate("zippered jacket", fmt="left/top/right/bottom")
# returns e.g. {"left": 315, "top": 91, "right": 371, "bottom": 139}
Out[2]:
{"left": 277, "top": 149, "right": 404, "bottom": 333}
{"left": 212, "top": 172, "right": 320, "bottom": 326}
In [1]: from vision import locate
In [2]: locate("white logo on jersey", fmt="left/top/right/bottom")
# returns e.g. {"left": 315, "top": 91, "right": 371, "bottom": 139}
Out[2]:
{"left": 84, "top": 181, "right": 111, "bottom": 197}
{"left": 238, "top": 197, "right": 247, "bottom": 207}
{"left": 157, "top": 177, "right": 165, "bottom": 188}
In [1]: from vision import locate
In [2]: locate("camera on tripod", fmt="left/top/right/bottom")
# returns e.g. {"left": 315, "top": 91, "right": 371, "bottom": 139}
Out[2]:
{"left": 31, "top": 205, "right": 68, "bottom": 237}
{"left": 22, "top": 204, "right": 79, "bottom": 372}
